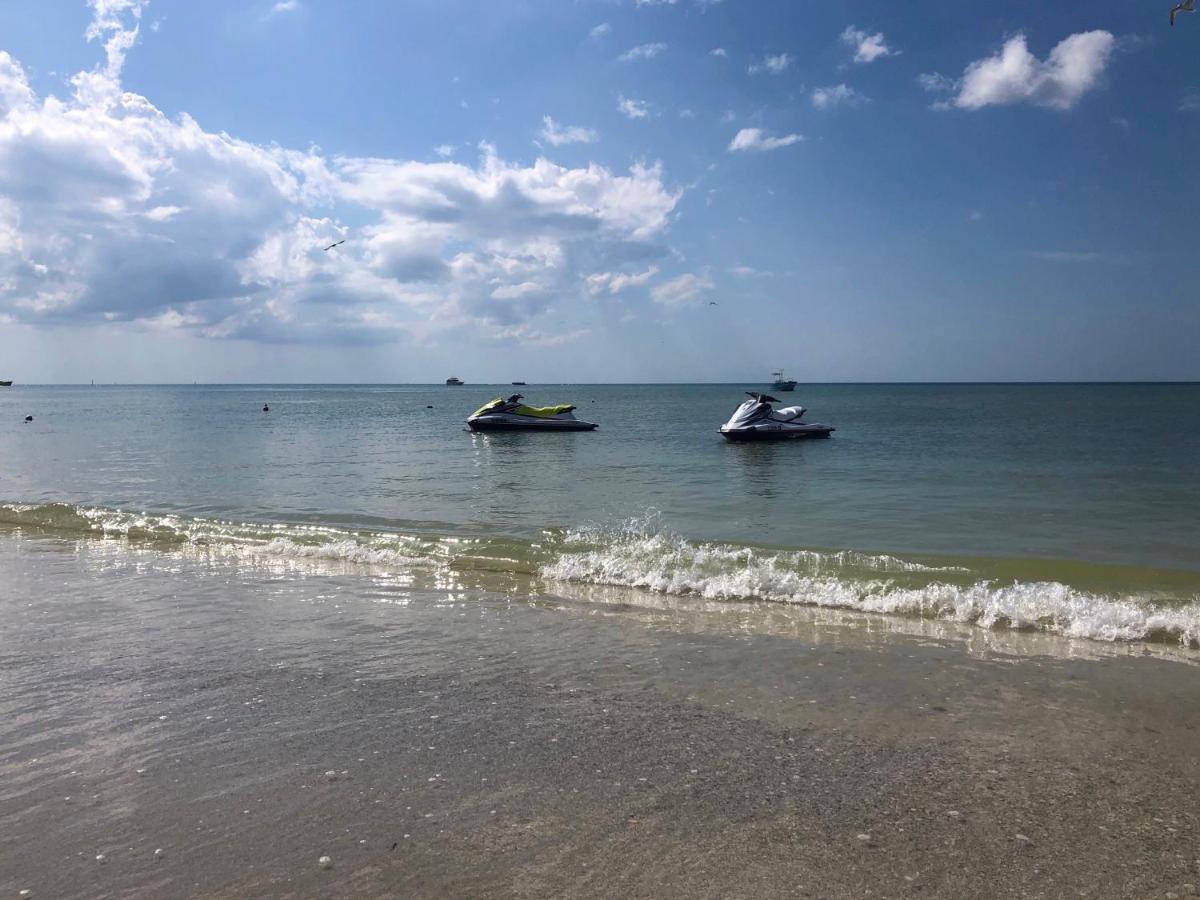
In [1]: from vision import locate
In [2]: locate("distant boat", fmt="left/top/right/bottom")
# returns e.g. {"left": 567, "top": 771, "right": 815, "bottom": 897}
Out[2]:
{"left": 0, "top": 380, "right": 12, "bottom": 387}
{"left": 511, "top": 381, "right": 526, "bottom": 385}
{"left": 770, "top": 370, "right": 797, "bottom": 392}
{"left": 445, "top": 376, "right": 464, "bottom": 386}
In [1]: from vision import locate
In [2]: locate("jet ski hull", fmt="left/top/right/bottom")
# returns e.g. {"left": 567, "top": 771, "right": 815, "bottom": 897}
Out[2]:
{"left": 468, "top": 414, "right": 597, "bottom": 432}
{"left": 720, "top": 425, "right": 834, "bottom": 441}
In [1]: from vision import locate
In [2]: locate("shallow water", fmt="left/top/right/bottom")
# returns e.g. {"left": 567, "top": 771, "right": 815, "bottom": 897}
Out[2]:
{"left": 1, "top": 383, "right": 1198, "bottom": 648}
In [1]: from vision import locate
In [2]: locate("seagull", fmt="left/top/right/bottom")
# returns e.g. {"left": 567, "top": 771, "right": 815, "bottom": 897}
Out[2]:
{"left": 322, "top": 239, "right": 345, "bottom": 251}
{"left": 1172, "top": 0, "right": 1195, "bottom": 25}
{"left": 708, "top": 301, "right": 718, "bottom": 306}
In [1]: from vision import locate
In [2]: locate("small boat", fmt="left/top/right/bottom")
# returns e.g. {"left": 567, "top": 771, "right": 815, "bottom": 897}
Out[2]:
{"left": 770, "top": 370, "right": 797, "bottom": 392}
{"left": 467, "top": 394, "right": 598, "bottom": 432}
{"left": 720, "top": 393, "right": 834, "bottom": 441}
{"left": 0, "top": 380, "right": 12, "bottom": 387}
{"left": 445, "top": 376, "right": 464, "bottom": 386}
{"left": 511, "top": 381, "right": 526, "bottom": 386}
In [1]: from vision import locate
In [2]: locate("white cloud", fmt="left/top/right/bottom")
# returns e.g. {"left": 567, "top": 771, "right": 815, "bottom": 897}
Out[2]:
{"left": 634, "top": 0, "right": 679, "bottom": 5}
{"left": 1180, "top": 88, "right": 1200, "bottom": 112}
{"left": 619, "top": 42, "right": 667, "bottom": 63}
{"left": 937, "top": 31, "right": 1116, "bottom": 111}
{"left": 678, "top": 109, "right": 696, "bottom": 119}
{"left": 811, "top": 84, "right": 868, "bottom": 109}
{"left": 539, "top": 115, "right": 599, "bottom": 146}
{"left": 433, "top": 144, "right": 455, "bottom": 158}
{"left": 590, "top": 23, "right": 611, "bottom": 39}
{"left": 584, "top": 266, "right": 659, "bottom": 295}
{"left": 617, "top": 95, "right": 650, "bottom": 119}
{"left": 748, "top": 53, "right": 792, "bottom": 75}
{"left": 968, "top": 210, "right": 984, "bottom": 223}
{"left": 651, "top": 270, "right": 713, "bottom": 307}
{"left": 917, "top": 72, "right": 957, "bottom": 94}
{"left": 268, "top": 0, "right": 300, "bottom": 16}
{"left": 729, "top": 265, "right": 775, "bottom": 278}
{"left": 841, "top": 26, "right": 896, "bottom": 64}
{"left": 0, "top": 10, "right": 682, "bottom": 345}
{"left": 727, "top": 128, "right": 803, "bottom": 152}
{"left": 710, "top": 48, "right": 728, "bottom": 58}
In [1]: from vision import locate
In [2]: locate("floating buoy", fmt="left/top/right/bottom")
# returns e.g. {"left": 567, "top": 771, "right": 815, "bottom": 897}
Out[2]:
{"left": 263, "top": 404, "right": 269, "bottom": 412}
{"left": 24, "top": 415, "right": 33, "bottom": 422}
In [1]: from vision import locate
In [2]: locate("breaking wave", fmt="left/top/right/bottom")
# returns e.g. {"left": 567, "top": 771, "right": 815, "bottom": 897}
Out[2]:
{"left": 542, "top": 516, "right": 1200, "bottom": 648}
{"left": 2, "top": 502, "right": 1199, "bottom": 650}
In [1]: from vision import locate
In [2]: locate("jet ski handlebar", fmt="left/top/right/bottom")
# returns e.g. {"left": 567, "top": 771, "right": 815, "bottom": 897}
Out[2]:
{"left": 746, "top": 392, "right": 780, "bottom": 403}
{"left": 506, "top": 393, "right": 524, "bottom": 403}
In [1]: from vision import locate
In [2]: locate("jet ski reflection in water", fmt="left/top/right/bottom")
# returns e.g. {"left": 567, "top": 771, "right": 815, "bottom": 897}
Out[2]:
{"left": 720, "top": 393, "right": 835, "bottom": 441}
{"left": 467, "top": 394, "right": 598, "bottom": 432}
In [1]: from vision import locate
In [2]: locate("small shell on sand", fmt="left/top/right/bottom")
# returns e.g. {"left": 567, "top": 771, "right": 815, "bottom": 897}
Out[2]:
{"left": 154, "top": 848, "right": 165, "bottom": 859}
{"left": 95, "top": 854, "right": 106, "bottom": 863}
{"left": 318, "top": 855, "right": 333, "bottom": 869}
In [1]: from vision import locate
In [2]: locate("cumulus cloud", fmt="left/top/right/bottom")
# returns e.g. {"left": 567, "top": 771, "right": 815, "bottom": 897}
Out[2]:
{"left": 584, "top": 266, "right": 659, "bottom": 295}
{"left": 268, "top": 0, "right": 300, "bottom": 16}
{"left": 811, "top": 84, "right": 868, "bottom": 109}
{"left": 589, "top": 23, "right": 611, "bottom": 39}
{"left": 619, "top": 42, "right": 667, "bottom": 62}
{"left": 651, "top": 270, "right": 713, "bottom": 307}
{"left": 433, "top": 144, "right": 455, "bottom": 158}
{"left": 710, "top": 48, "right": 727, "bottom": 58}
{"left": 539, "top": 115, "right": 598, "bottom": 146}
{"left": 748, "top": 53, "right": 792, "bottom": 75}
{"left": 0, "top": 7, "right": 682, "bottom": 345}
{"left": 841, "top": 26, "right": 896, "bottom": 64}
{"left": 727, "top": 128, "right": 803, "bottom": 151}
{"left": 617, "top": 95, "right": 650, "bottom": 119}
{"left": 929, "top": 31, "right": 1116, "bottom": 111}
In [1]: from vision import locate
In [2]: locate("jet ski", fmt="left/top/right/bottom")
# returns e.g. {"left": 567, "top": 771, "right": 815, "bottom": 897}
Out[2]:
{"left": 467, "top": 394, "right": 598, "bottom": 432}
{"left": 720, "top": 392, "right": 834, "bottom": 441}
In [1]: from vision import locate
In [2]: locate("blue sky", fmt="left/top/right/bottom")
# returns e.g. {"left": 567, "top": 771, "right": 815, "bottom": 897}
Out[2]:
{"left": 0, "top": 0, "right": 1197, "bottom": 383}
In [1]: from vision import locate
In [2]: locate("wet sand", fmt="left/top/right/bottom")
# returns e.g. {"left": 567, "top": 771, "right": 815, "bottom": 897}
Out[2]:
{"left": 1, "top": 535, "right": 1199, "bottom": 898}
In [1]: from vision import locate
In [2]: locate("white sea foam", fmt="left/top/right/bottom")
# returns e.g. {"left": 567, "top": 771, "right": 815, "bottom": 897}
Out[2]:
{"left": 543, "top": 522, "right": 1200, "bottom": 648}
{"left": 5, "top": 502, "right": 1199, "bottom": 648}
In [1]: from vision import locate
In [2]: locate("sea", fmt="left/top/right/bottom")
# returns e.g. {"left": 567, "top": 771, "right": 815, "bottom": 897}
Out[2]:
{"left": 2, "top": 382, "right": 1198, "bottom": 651}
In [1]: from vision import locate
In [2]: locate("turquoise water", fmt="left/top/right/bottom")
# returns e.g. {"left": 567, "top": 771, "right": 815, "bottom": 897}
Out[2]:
{"left": 2, "top": 383, "right": 1198, "bottom": 647}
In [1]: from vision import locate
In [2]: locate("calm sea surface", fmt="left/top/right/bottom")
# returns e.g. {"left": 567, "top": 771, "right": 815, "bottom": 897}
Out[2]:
{"left": 2, "top": 383, "right": 1198, "bottom": 647}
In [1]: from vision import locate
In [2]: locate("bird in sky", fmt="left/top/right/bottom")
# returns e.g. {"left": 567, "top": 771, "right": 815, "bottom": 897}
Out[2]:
{"left": 708, "top": 301, "right": 719, "bottom": 306}
{"left": 1171, "top": 0, "right": 1195, "bottom": 25}
{"left": 322, "top": 239, "right": 345, "bottom": 251}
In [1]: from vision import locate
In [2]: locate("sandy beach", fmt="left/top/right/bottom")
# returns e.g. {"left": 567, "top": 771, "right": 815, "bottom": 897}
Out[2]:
{"left": 2, "top": 534, "right": 1198, "bottom": 899}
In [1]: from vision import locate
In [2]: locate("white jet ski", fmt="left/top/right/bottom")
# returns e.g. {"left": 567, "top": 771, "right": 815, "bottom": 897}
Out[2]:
{"left": 719, "top": 392, "right": 834, "bottom": 441}
{"left": 467, "top": 394, "right": 598, "bottom": 432}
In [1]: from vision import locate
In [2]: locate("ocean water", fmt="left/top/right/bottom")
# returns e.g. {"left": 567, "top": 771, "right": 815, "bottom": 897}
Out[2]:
{"left": 2, "top": 382, "right": 1198, "bottom": 649}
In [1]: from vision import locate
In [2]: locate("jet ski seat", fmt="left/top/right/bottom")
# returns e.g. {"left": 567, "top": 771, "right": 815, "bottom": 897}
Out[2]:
{"left": 773, "top": 406, "right": 807, "bottom": 422}
{"left": 515, "top": 404, "right": 576, "bottom": 417}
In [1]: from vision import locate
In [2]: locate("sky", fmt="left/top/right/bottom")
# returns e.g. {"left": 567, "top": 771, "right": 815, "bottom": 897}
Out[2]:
{"left": 0, "top": 0, "right": 1197, "bottom": 383}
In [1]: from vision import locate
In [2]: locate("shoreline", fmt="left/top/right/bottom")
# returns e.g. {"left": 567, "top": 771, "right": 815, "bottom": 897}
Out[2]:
{"left": 2, "top": 534, "right": 1199, "bottom": 898}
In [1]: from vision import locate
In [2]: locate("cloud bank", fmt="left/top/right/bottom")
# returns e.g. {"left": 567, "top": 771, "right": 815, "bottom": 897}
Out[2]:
{"left": 0, "top": 7, "right": 682, "bottom": 345}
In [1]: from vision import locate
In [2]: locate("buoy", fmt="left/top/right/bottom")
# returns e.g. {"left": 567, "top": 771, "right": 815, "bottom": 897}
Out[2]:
{"left": 24, "top": 415, "right": 33, "bottom": 422}
{"left": 262, "top": 404, "right": 269, "bottom": 412}
{"left": 318, "top": 855, "right": 333, "bottom": 869}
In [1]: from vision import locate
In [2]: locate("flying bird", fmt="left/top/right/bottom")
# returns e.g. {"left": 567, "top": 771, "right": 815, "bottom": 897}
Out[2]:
{"left": 708, "top": 301, "right": 718, "bottom": 306}
{"left": 322, "top": 239, "right": 345, "bottom": 251}
{"left": 1172, "top": 0, "right": 1195, "bottom": 25}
